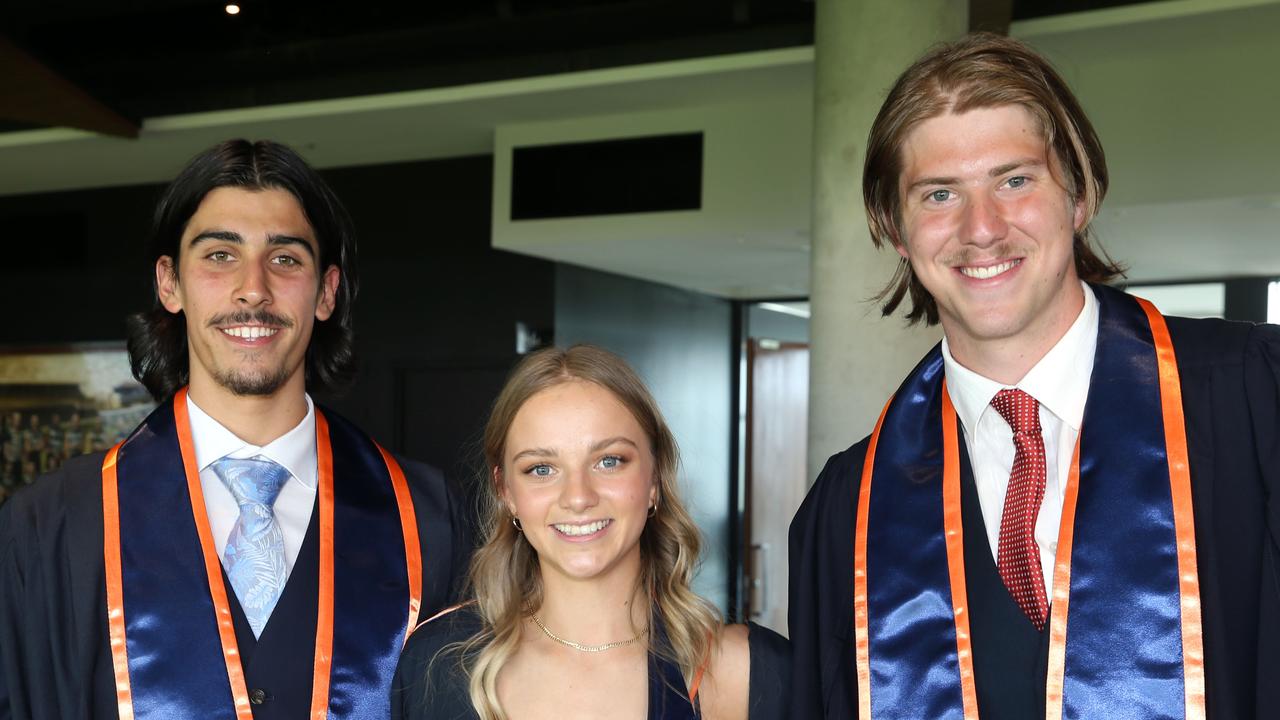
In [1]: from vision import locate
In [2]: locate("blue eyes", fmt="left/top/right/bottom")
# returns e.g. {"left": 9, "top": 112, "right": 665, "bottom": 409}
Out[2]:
{"left": 522, "top": 455, "right": 626, "bottom": 478}
{"left": 923, "top": 177, "right": 1029, "bottom": 205}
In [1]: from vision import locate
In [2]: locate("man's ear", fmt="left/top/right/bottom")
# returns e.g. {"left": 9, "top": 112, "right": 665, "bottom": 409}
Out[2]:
{"left": 315, "top": 265, "right": 339, "bottom": 321}
{"left": 156, "top": 257, "right": 183, "bottom": 314}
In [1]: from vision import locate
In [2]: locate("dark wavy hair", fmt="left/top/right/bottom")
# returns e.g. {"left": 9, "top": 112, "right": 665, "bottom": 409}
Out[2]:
{"left": 863, "top": 32, "right": 1125, "bottom": 325}
{"left": 126, "top": 139, "right": 359, "bottom": 400}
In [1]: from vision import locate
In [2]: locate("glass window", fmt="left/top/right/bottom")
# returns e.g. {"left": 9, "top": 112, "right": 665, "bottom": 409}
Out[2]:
{"left": 1127, "top": 282, "right": 1224, "bottom": 319}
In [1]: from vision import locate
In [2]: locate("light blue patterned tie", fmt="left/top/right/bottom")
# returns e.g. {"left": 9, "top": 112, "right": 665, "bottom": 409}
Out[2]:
{"left": 212, "top": 457, "right": 291, "bottom": 638}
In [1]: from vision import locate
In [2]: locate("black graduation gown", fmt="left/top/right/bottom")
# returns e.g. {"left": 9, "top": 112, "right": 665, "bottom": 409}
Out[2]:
{"left": 390, "top": 607, "right": 792, "bottom": 719}
{"left": 0, "top": 441, "right": 473, "bottom": 720}
{"left": 787, "top": 313, "right": 1280, "bottom": 719}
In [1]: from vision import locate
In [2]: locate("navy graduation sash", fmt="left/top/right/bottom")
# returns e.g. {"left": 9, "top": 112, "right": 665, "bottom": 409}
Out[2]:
{"left": 854, "top": 286, "right": 1204, "bottom": 719}
{"left": 102, "top": 387, "right": 422, "bottom": 720}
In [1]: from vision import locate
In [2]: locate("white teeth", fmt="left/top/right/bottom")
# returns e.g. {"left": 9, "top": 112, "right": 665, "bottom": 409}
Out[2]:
{"left": 960, "top": 260, "right": 1019, "bottom": 279}
{"left": 222, "top": 326, "right": 279, "bottom": 339}
{"left": 553, "top": 519, "right": 611, "bottom": 536}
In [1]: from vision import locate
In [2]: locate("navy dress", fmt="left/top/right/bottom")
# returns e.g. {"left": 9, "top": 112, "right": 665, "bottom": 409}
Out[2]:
{"left": 392, "top": 607, "right": 790, "bottom": 719}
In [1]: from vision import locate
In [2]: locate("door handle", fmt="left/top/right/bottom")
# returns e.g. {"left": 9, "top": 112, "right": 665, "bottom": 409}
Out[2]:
{"left": 749, "top": 542, "right": 770, "bottom": 618}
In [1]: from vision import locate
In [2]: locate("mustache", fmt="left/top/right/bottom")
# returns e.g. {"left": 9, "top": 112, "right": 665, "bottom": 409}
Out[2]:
{"left": 206, "top": 310, "right": 294, "bottom": 329}
{"left": 942, "top": 242, "right": 1023, "bottom": 267}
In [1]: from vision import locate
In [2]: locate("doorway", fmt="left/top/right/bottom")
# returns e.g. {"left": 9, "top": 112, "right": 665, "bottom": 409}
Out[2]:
{"left": 740, "top": 301, "right": 809, "bottom": 634}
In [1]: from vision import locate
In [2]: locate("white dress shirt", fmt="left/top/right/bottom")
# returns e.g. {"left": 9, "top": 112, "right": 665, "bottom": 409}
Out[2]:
{"left": 187, "top": 394, "right": 319, "bottom": 586}
{"left": 941, "top": 282, "right": 1098, "bottom": 595}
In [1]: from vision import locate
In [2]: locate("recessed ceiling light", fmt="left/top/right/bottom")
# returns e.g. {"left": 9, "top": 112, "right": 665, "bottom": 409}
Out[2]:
{"left": 225, "top": 4, "right": 241, "bottom": 15}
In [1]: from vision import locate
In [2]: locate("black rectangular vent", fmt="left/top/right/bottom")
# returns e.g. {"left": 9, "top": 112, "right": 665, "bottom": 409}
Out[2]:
{"left": 510, "top": 132, "right": 703, "bottom": 220}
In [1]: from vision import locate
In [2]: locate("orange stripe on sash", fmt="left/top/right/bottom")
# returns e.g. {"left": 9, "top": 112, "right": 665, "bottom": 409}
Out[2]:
{"left": 1044, "top": 300, "right": 1203, "bottom": 720}
{"left": 1138, "top": 298, "right": 1206, "bottom": 720}
{"left": 854, "top": 397, "right": 892, "bottom": 718}
{"left": 102, "top": 443, "right": 135, "bottom": 720}
{"left": 173, "top": 390, "right": 255, "bottom": 720}
{"left": 940, "top": 384, "right": 979, "bottom": 719}
{"left": 1044, "top": 444, "right": 1081, "bottom": 720}
{"left": 309, "top": 411, "right": 337, "bottom": 719}
{"left": 377, "top": 444, "right": 422, "bottom": 643}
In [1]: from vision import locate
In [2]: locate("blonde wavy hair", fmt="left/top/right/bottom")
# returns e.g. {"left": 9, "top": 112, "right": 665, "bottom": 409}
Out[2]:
{"left": 454, "top": 344, "right": 720, "bottom": 720}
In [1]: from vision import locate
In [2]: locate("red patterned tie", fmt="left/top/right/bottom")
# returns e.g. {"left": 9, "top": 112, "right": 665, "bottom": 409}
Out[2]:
{"left": 990, "top": 388, "right": 1050, "bottom": 630}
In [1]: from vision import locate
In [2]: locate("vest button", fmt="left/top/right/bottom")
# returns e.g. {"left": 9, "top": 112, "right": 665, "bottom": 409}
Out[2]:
{"left": 249, "top": 688, "right": 267, "bottom": 705}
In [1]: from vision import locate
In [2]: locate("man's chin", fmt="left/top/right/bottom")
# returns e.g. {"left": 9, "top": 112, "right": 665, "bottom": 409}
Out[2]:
{"left": 213, "top": 367, "right": 293, "bottom": 397}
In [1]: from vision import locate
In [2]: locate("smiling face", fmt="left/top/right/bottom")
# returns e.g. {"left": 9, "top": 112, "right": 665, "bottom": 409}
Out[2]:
{"left": 157, "top": 186, "right": 339, "bottom": 401}
{"left": 897, "top": 104, "right": 1086, "bottom": 374}
{"left": 500, "top": 379, "right": 657, "bottom": 585}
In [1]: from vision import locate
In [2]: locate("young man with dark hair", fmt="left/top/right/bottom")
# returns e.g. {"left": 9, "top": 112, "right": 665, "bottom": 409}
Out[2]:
{"left": 0, "top": 139, "right": 471, "bottom": 719}
{"left": 790, "top": 34, "right": 1279, "bottom": 718}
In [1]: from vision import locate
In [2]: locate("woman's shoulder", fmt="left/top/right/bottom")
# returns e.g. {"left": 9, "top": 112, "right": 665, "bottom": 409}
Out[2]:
{"left": 697, "top": 622, "right": 792, "bottom": 720}
{"left": 714, "top": 623, "right": 751, "bottom": 674}
{"left": 393, "top": 603, "right": 485, "bottom": 720}
{"left": 692, "top": 624, "right": 748, "bottom": 719}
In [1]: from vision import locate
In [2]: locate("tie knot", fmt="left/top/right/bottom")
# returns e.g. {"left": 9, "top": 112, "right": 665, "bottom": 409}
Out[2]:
{"left": 212, "top": 457, "right": 290, "bottom": 508}
{"left": 991, "top": 388, "right": 1041, "bottom": 435}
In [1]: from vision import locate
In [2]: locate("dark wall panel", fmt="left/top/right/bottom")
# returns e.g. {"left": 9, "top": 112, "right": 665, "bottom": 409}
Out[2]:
{"left": 1224, "top": 277, "right": 1271, "bottom": 322}
{"left": 0, "top": 184, "right": 157, "bottom": 344}
{"left": 554, "top": 264, "right": 733, "bottom": 612}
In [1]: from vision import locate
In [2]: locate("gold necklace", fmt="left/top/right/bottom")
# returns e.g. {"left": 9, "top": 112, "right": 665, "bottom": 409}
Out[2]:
{"left": 530, "top": 614, "right": 648, "bottom": 653}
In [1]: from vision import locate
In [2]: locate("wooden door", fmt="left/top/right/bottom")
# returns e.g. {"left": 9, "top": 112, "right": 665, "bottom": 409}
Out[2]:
{"left": 744, "top": 339, "right": 809, "bottom": 634}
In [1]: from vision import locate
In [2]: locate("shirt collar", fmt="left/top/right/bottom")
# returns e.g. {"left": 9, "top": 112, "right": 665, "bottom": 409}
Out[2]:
{"left": 185, "top": 393, "right": 318, "bottom": 489}
{"left": 942, "top": 281, "right": 1098, "bottom": 432}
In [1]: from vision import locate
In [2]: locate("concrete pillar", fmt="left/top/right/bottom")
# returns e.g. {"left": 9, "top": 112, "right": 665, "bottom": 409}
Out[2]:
{"left": 807, "top": 0, "right": 967, "bottom": 478}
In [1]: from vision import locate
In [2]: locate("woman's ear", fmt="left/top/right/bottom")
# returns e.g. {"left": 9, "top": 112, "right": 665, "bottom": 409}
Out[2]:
{"left": 495, "top": 466, "right": 516, "bottom": 515}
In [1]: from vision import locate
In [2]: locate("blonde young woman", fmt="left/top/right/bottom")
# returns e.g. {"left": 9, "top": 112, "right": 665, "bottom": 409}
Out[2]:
{"left": 392, "top": 345, "right": 789, "bottom": 720}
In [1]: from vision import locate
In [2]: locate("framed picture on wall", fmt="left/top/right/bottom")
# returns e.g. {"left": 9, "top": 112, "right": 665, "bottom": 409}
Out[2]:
{"left": 0, "top": 343, "right": 154, "bottom": 507}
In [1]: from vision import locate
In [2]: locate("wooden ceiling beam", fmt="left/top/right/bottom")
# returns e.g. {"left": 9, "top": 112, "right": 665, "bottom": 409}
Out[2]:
{"left": 969, "top": 0, "right": 1013, "bottom": 34}
{"left": 0, "top": 36, "right": 139, "bottom": 138}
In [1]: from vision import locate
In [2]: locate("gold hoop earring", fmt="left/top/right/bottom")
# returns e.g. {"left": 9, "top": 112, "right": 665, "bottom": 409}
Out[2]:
{"left": 647, "top": 498, "right": 659, "bottom": 518}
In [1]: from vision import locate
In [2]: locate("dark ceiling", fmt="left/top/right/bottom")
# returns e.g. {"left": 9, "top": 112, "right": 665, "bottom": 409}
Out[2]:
{"left": 1, "top": 0, "right": 1158, "bottom": 131}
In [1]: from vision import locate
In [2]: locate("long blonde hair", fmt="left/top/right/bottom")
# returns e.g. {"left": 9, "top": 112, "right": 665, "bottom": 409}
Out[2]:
{"left": 456, "top": 344, "right": 720, "bottom": 720}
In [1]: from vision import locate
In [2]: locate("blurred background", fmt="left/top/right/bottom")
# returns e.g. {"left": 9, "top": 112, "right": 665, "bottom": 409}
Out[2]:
{"left": 2, "top": 0, "right": 1277, "bottom": 632}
